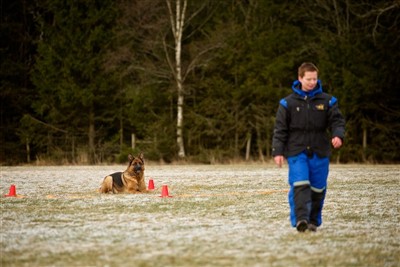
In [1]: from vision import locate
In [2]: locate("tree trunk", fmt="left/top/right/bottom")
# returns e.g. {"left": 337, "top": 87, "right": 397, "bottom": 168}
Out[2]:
{"left": 177, "top": 93, "right": 185, "bottom": 157}
{"left": 71, "top": 135, "right": 76, "bottom": 164}
{"left": 234, "top": 108, "right": 239, "bottom": 158}
{"left": 88, "top": 111, "right": 96, "bottom": 164}
{"left": 245, "top": 132, "right": 251, "bottom": 161}
{"left": 26, "top": 137, "right": 30, "bottom": 163}
{"left": 119, "top": 109, "right": 123, "bottom": 153}
{"left": 166, "top": 0, "right": 187, "bottom": 158}
{"left": 265, "top": 117, "right": 273, "bottom": 159}
{"left": 362, "top": 126, "right": 367, "bottom": 162}
{"left": 256, "top": 124, "right": 264, "bottom": 162}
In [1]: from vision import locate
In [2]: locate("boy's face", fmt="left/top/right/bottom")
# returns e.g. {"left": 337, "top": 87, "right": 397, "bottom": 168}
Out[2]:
{"left": 299, "top": 71, "right": 318, "bottom": 92}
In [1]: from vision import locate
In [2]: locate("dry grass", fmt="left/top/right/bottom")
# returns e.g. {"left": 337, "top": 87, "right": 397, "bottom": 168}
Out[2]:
{"left": 1, "top": 164, "right": 399, "bottom": 267}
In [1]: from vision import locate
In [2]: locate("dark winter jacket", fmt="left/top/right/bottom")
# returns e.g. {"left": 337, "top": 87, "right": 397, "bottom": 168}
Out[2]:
{"left": 272, "top": 80, "right": 345, "bottom": 158}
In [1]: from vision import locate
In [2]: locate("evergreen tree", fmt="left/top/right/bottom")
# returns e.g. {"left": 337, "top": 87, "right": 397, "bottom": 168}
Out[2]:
{"left": 31, "top": 0, "right": 118, "bottom": 163}
{"left": 301, "top": 0, "right": 400, "bottom": 162}
{"left": 1, "top": 0, "right": 399, "bottom": 164}
{"left": 0, "top": 0, "right": 38, "bottom": 163}
{"left": 185, "top": 0, "right": 304, "bottom": 162}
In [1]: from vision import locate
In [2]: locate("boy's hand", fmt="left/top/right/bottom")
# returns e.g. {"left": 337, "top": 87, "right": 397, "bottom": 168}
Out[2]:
{"left": 332, "top": 137, "right": 343, "bottom": 149}
{"left": 274, "top": 155, "right": 285, "bottom": 168}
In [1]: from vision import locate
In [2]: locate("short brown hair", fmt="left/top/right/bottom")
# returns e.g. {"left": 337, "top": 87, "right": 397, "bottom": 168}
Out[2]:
{"left": 298, "top": 62, "right": 319, "bottom": 78}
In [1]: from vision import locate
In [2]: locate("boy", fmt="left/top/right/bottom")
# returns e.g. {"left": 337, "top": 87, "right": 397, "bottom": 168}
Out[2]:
{"left": 272, "top": 62, "right": 345, "bottom": 232}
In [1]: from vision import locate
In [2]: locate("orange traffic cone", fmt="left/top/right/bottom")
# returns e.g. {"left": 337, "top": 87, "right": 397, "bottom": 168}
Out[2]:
{"left": 5, "top": 184, "right": 17, "bottom": 197}
{"left": 148, "top": 179, "right": 155, "bottom": 190}
{"left": 160, "top": 185, "right": 172, "bottom": 198}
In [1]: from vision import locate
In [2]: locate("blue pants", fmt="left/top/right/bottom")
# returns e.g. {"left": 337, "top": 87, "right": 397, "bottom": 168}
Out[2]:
{"left": 287, "top": 152, "right": 329, "bottom": 227}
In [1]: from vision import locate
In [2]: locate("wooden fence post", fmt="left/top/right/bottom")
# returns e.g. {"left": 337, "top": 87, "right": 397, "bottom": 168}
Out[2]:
{"left": 131, "top": 133, "right": 136, "bottom": 150}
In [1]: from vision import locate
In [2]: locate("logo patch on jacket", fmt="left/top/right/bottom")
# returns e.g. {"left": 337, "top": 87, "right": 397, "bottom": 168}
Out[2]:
{"left": 315, "top": 104, "right": 325, "bottom": 110}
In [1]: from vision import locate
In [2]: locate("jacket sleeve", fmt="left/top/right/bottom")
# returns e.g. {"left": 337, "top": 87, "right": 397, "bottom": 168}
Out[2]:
{"left": 272, "top": 100, "right": 289, "bottom": 156}
{"left": 328, "top": 96, "right": 345, "bottom": 140}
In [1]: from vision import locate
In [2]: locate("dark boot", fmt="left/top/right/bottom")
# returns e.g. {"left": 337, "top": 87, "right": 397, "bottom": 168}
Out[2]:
{"left": 308, "top": 223, "right": 317, "bottom": 232}
{"left": 293, "top": 184, "right": 311, "bottom": 231}
{"left": 309, "top": 189, "right": 326, "bottom": 228}
{"left": 296, "top": 220, "right": 308, "bottom": 232}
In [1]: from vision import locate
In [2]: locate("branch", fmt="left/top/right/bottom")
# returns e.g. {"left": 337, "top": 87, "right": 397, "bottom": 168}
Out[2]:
{"left": 182, "top": 44, "right": 222, "bottom": 82}
{"left": 372, "top": 2, "right": 399, "bottom": 41}
{"left": 353, "top": 1, "right": 400, "bottom": 42}
{"left": 165, "top": 0, "right": 176, "bottom": 37}
{"left": 25, "top": 114, "right": 68, "bottom": 133}
{"left": 163, "top": 33, "right": 176, "bottom": 79}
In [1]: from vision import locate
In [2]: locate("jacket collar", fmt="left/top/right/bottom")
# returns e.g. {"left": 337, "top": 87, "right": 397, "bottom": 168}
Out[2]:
{"left": 292, "top": 80, "right": 323, "bottom": 98}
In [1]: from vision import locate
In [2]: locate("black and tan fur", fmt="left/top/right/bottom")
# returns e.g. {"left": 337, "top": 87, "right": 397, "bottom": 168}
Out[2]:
{"left": 99, "top": 153, "right": 147, "bottom": 194}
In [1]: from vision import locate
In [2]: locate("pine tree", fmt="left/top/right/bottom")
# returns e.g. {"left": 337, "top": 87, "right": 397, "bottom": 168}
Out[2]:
{"left": 31, "top": 0, "right": 118, "bottom": 163}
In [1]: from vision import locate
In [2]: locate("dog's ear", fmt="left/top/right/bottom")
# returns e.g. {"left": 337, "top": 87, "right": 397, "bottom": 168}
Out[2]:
{"left": 138, "top": 152, "right": 144, "bottom": 164}
{"left": 128, "top": 154, "right": 134, "bottom": 162}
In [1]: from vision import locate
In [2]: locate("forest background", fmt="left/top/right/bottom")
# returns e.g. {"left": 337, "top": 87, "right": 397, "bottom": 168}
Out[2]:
{"left": 1, "top": 0, "right": 399, "bottom": 165}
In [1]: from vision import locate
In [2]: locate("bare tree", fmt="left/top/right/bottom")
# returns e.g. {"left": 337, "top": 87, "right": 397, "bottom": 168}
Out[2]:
{"left": 108, "top": 0, "right": 220, "bottom": 159}
{"left": 166, "top": 0, "right": 187, "bottom": 158}
{"left": 165, "top": 0, "right": 221, "bottom": 158}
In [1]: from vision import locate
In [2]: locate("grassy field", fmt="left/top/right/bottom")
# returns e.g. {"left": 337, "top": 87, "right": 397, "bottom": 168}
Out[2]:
{"left": 1, "top": 164, "right": 399, "bottom": 267}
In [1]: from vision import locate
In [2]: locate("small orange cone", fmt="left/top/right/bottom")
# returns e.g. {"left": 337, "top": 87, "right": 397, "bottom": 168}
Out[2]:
{"left": 5, "top": 184, "right": 17, "bottom": 197}
{"left": 148, "top": 179, "right": 155, "bottom": 190}
{"left": 160, "top": 185, "right": 172, "bottom": 198}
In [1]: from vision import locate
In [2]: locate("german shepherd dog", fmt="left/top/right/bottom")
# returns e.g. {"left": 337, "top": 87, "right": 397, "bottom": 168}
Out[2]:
{"left": 99, "top": 153, "right": 148, "bottom": 194}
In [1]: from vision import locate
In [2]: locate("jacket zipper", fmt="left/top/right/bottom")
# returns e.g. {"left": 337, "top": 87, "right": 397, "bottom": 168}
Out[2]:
{"left": 305, "top": 95, "right": 312, "bottom": 155}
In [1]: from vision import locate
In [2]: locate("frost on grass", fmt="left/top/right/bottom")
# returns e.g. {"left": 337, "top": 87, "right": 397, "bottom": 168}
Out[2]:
{"left": 1, "top": 164, "right": 399, "bottom": 267}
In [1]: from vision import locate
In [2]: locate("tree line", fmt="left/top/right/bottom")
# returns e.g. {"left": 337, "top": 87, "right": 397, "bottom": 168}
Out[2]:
{"left": 1, "top": 0, "right": 399, "bottom": 165}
